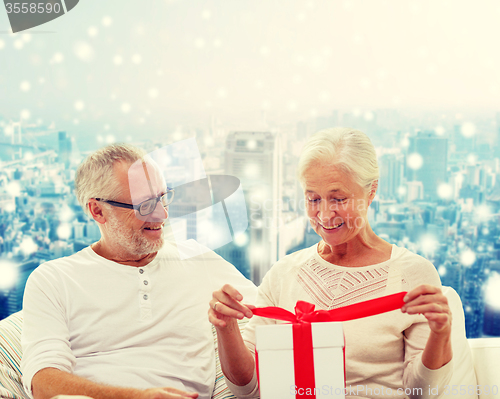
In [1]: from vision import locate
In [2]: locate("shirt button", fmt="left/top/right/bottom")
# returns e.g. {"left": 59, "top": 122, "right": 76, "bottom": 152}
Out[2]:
{"left": 139, "top": 269, "right": 144, "bottom": 274}
{"left": 143, "top": 294, "right": 148, "bottom": 300}
{"left": 143, "top": 280, "right": 148, "bottom": 285}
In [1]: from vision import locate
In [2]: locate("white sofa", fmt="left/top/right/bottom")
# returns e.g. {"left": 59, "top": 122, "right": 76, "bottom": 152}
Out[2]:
{"left": 0, "top": 287, "right": 498, "bottom": 399}
{"left": 468, "top": 337, "right": 500, "bottom": 397}
{"left": 441, "top": 287, "right": 500, "bottom": 399}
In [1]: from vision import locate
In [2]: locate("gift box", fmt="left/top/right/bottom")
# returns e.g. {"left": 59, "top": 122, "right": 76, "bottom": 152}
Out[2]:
{"left": 252, "top": 292, "right": 408, "bottom": 399}
{"left": 256, "top": 321, "right": 345, "bottom": 399}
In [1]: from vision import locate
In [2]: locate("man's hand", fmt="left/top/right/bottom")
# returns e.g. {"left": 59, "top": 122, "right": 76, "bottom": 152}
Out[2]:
{"left": 142, "top": 387, "right": 198, "bottom": 399}
{"left": 32, "top": 368, "right": 199, "bottom": 399}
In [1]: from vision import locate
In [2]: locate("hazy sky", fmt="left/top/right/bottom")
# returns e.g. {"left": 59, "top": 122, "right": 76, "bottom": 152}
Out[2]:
{"left": 1, "top": 0, "right": 500, "bottom": 140}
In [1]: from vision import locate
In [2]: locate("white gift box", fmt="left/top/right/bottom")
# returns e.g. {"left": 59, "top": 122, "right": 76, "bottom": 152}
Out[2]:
{"left": 256, "top": 322, "right": 345, "bottom": 398}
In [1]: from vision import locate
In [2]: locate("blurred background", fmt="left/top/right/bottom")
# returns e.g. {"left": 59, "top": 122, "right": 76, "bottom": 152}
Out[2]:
{"left": 1, "top": 0, "right": 500, "bottom": 337}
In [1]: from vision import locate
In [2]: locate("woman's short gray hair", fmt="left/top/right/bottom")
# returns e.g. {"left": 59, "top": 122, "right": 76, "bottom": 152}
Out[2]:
{"left": 75, "top": 143, "right": 147, "bottom": 216}
{"left": 297, "top": 127, "right": 379, "bottom": 191}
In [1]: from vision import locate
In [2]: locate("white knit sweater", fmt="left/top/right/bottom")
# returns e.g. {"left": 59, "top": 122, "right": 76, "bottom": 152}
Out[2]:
{"left": 226, "top": 244, "right": 453, "bottom": 399}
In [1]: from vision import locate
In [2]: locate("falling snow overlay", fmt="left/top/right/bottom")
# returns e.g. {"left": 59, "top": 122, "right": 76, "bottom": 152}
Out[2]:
{"left": 0, "top": 0, "right": 500, "bottom": 335}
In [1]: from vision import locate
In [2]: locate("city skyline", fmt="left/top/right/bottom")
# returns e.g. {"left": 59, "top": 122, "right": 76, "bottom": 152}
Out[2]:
{"left": 1, "top": 108, "right": 500, "bottom": 338}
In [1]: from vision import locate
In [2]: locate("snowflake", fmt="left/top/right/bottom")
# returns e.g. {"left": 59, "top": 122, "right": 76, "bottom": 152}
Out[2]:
{"left": 148, "top": 88, "right": 159, "bottom": 98}
{"left": 407, "top": 153, "right": 423, "bottom": 170}
{"left": 437, "top": 183, "right": 453, "bottom": 200}
{"left": 88, "top": 26, "right": 99, "bottom": 37}
{"left": 485, "top": 274, "right": 500, "bottom": 311}
{"left": 121, "top": 103, "right": 131, "bottom": 113}
{"left": 201, "top": 9, "right": 211, "bottom": 19}
{"left": 20, "top": 81, "right": 31, "bottom": 92}
{"left": 74, "top": 41, "right": 94, "bottom": 62}
{"left": 74, "top": 100, "right": 85, "bottom": 111}
{"left": 460, "top": 250, "right": 476, "bottom": 267}
{"left": 194, "top": 38, "right": 205, "bottom": 48}
{"left": 20, "top": 109, "right": 31, "bottom": 119}
{"left": 461, "top": 122, "right": 476, "bottom": 138}
{"left": 434, "top": 126, "right": 445, "bottom": 136}
{"left": 0, "top": 261, "right": 17, "bottom": 290}
{"left": 57, "top": 224, "right": 72, "bottom": 240}
{"left": 102, "top": 16, "right": 113, "bottom": 27}
{"left": 131, "top": 54, "right": 142, "bottom": 64}
{"left": 51, "top": 52, "right": 64, "bottom": 64}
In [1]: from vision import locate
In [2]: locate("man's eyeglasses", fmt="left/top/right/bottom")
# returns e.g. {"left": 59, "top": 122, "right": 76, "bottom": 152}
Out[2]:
{"left": 95, "top": 188, "right": 175, "bottom": 216}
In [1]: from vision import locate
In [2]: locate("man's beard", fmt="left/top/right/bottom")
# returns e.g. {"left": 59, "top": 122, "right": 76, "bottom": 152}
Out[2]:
{"left": 106, "top": 212, "right": 164, "bottom": 256}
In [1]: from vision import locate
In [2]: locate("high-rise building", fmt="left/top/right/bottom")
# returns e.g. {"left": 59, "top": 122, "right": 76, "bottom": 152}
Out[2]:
{"left": 224, "top": 131, "right": 282, "bottom": 284}
{"left": 341, "top": 110, "right": 377, "bottom": 133}
{"left": 452, "top": 124, "right": 476, "bottom": 155}
{"left": 464, "top": 164, "right": 486, "bottom": 188}
{"left": 58, "top": 131, "right": 72, "bottom": 166}
{"left": 278, "top": 215, "right": 307, "bottom": 258}
{"left": 462, "top": 253, "right": 488, "bottom": 338}
{"left": 438, "top": 260, "right": 463, "bottom": 294}
{"left": 10, "top": 122, "right": 22, "bottom": 145}
{"left": 315, "top": 111, "right": 339, "bottom": 132}
{"left": 168, "top": 202, "right": 209, "bottom": 244}
{"left": 378, "top": 153, "right": 404, "bottom": 200}
{"left": 483, "top": 304, "right": 500, "bottom": 336}
{"left": 0, "top": 122, "right": 23, "bottom": 161}
{"left": 495, "top": 113, "right": 500, "bottom": 153}
{"left": 405, "top": 181, "right": 424, "bottom": 202}
{"left": 407, "top": 133, "right": 448, "bottom": 201}
{"left": 0, "top": 291, "right": 9, "bottom": 320}
{"left": 4, "top": 259, "right": 40, "bottom": 317}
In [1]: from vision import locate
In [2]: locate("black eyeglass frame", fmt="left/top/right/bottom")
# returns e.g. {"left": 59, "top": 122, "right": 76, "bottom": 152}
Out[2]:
{"left": 95, "top": 188, "right": 175, "bottom": 216}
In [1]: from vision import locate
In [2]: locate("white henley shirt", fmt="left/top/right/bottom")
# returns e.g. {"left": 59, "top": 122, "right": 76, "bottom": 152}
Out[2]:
{"left": 21, "top": 240, "right": 257, "bottom": 399}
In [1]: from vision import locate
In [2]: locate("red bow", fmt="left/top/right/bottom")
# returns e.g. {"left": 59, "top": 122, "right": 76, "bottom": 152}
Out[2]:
{"left": 253, "top": 292, "right": 407, "bottom": 399}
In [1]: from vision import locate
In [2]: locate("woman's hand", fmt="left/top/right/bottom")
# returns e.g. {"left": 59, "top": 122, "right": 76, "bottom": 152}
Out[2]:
{"left": 208, "top": 284, "right": 255, "bottom": 329}
{"left": 208, "top": 285, "right": 257, "bottom": 387}
{"left": 401, "top": 284, "right": 452, "bottom": 335}
{"left": 401, "top": 284, "right": 453, "bottom": 369}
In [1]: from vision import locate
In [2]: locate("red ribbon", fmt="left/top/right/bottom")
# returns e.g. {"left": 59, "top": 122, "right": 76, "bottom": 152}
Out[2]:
{"left": 253, "top": 291, "right": 407, "bottom": 399}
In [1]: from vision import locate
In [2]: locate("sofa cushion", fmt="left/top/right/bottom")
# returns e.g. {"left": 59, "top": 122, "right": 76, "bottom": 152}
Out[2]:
{"left": 0, "top": 311, "right": 30, "bottom": 399}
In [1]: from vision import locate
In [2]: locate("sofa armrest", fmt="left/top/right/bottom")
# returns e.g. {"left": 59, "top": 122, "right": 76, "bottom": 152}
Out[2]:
{"left": 0, "top": 311, "right": 30, "bottom": 399}
{"left": 468, "top": 337, "right": 500, "bottom": 395}
{"left": 442, "top": 287, "right": 478, "bottom": 398}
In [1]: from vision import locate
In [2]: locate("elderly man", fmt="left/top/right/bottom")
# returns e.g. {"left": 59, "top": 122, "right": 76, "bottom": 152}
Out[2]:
{"left": 21, "top": 144, "right": 257, "bottom": 399}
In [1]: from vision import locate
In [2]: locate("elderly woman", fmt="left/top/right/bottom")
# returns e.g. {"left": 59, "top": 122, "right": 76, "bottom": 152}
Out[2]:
{"left": 209, "top": 128, "right": 453, "bottom": 398}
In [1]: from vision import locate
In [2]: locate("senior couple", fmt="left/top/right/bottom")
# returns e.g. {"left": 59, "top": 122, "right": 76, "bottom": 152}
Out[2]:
{"left": 22, "top": 128, "right": 454, "bottom": 399}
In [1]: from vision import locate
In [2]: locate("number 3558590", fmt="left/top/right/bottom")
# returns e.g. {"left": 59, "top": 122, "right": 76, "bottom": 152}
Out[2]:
{"left": 5, "top": 3, "right": 62, "bottom": 14}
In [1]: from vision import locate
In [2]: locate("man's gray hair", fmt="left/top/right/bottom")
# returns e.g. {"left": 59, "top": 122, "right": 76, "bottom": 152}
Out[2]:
{"left": 297, "top": 127, "right": 379, "bottom": 192}
{"left": 75, "top": 143, "right": 147, "bottom": 216}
